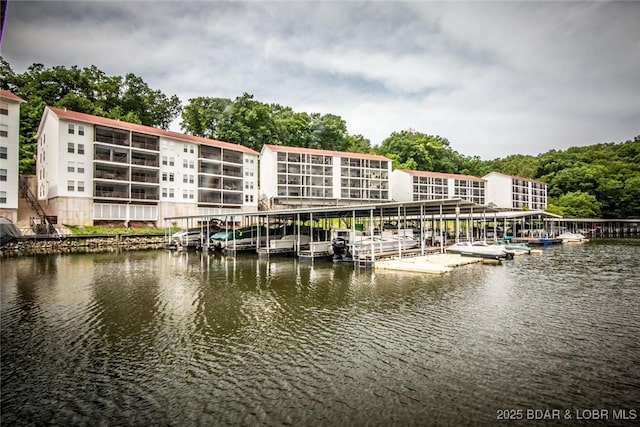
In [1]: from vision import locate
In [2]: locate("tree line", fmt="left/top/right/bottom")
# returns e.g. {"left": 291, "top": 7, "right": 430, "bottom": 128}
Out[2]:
{"left": 2, "top": 60, "right": 638, "bottom": 218}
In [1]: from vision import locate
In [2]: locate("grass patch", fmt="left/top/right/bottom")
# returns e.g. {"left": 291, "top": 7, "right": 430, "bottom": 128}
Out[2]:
{"left": 65, "top": 225, "right": 178, "bottom": 235}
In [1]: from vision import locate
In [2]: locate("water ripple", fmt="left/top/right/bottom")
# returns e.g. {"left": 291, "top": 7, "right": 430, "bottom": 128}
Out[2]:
{"left": 2, "top": 243, "right": 640, "bottom": 425}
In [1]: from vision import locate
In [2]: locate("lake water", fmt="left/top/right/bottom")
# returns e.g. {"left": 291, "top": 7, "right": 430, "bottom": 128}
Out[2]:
{"left": 2, "top": 241, "right": 639, "bottom": 426}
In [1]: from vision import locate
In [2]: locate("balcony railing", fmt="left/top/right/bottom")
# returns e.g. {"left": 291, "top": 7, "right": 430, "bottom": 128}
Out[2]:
{"left": 131, "top": 174, "right": 159, "bottom": 184}
{"left": 131, "top": 156, "right": 159, "bottom": 167}
{"left": 200, "top": 162, "right": 222, "bottom": 175}
{"left": 94, "top": 190, "right": 129, "bottom": 199}
{"left": 222, "top": 194, "right": 243, "bottom": 204}
{"left": 131, "top": 192, "right": 159, "bottom": 201}
{"left": 222, "top": 166, "right": 242, "bottom": 178}
{"left": 94, "top": 169, "right": 129, "bottom": 181}
{"left": 199, "top": 190, "right": 222, "bottom": 204}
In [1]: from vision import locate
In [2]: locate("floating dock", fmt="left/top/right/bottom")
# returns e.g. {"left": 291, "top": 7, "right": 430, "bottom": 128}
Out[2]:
{"left": 374, "top": 253, "right": 489, "bottom": 274}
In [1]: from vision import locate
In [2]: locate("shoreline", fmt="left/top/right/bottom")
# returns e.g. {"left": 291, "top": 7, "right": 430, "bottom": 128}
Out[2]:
{"left": 0, "top": 234, "right": 168, "bottom": 258}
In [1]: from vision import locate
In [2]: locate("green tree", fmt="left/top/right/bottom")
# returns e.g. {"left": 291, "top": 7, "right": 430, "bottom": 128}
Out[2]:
{"left": 486, "top": 154, "right": 538, "bottom": 178}
{"left": 2, "top": 59, "right": 182, "bottom": 172}
{"left": 619, "top": 176, "right": 640, "bottom": 218}
{"left": 181, "top": 96, "right": 233, "bottom": 140}
{"left": 342, "top": 134, "right": 371, "bottom": 153}
{"left": 555, "top": 191, "right": 601, "bottom": 218}
{"left": 376, "top": 130, "right": 466, "bottom": 173}
{"left": 309, "top": 113, "right": 347, "bottom": 150}
{"left": 180, "top": 93, "right": 362, "bottom": 153}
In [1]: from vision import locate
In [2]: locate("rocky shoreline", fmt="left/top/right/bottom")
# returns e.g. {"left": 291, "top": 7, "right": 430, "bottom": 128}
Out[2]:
{"left": 0, "top": 234, "right": 168, "bottom": 258}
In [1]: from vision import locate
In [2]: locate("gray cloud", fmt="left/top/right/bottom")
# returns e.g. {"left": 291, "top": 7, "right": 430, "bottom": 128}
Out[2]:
{"left": 2, "top": 1, "right": 638, "bottom": 159}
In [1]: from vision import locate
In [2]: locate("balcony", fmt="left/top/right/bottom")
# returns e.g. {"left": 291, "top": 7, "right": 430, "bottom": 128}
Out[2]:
{"left": 199, "top": 161, "right": 221, "bottom": 175}
{"left": 94, "top": 183, "right": 129, "bottom": 199}
{"left": 287, "top": 153, "right": 301, "bottom": 163}
{"left": 222, "top": 193, "right": 243, "bottom": 204}
{"left": 222, "top": 150, "right": 243, "bottom": 164}
{"left": 287, "top": 165, "right": 301, "bottom": 174}
{"left": 199, "top": 175, "right": 221, "bottom": 189}
{"left": 310, "top": 166, "right": 324, "bottom": 175}
{"left": 199, "top": 190, "right": 222, "bottom": 204}
{"left": 309, "top": 155, "right": 330, "bottom": 165}
{"left": 222, "top": 178, "right": 242, "bottom": 192}
{"left": 222, "top": 165, "right": 242, "bottom": 178}
{"left": 95, "top": 126, "right": 129, "bottom": 147}
{"left": 94, "top": 165, "right": 129, "bottom": 181}
{"left": 131, "top": 133, "right": 159, "bottom": 151}
{"left": 95, "top": 146, "right": 129, "bottom": 164}
{"left": 200, "top": 146, "right": 221, "bottom": 161}
{"left": 131, "top": 186, "right": 159, "bottom": 201}
{"left": 131, "top": 169, "right": 159, "bottom": 184}
{"left": 131, "top": 151, "right": 159, "bottom": 167}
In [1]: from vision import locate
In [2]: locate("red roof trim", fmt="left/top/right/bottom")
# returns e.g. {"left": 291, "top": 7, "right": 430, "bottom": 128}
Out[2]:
{"left": 0, "top": 90, "right": 25, "bottom": 103}
{"left": 47, "top": 106, "right": 259, "bottom": 155}
{"left": 398, "top": 169, "right": 485, "bottom": 182}
{"left": 263, "top": 144, "right": 391, "bottom": 162}
{"left": 483, "top": 171, "right": 546, "bottom": 185}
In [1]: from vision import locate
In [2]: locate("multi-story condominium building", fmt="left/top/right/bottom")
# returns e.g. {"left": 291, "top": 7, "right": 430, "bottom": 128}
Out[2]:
{"left": 391, "top": 169, "right": 486, "bottom": 205}
{"left": 35, "top": 106, "right": 259, "bottom": 226}
{"left": 483, "top": 172, "right": 547, "bottom": 210}
{"left": 0, "top": 90, "right": 25, "bottom": 223}
{"left": 260, "top": 144, "right": 392, "bottom": 208}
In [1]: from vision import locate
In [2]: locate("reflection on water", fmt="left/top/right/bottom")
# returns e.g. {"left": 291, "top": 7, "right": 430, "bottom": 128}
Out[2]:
{"left": 2, "top": 242, "right": 640, "bottom": 425}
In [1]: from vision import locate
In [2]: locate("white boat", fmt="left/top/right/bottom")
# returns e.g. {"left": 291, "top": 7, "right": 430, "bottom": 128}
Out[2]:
{"left": 169, "top": 228, "right": 208, "bottom": 249}
{"left": 492, "top": 240, "right": 532, "bottom": 255}
{"left": 447, "top": 241, "right": 514, "bottom": 260}
{"left": 268, "top": 234, "right": 312, "bottom": 250}
{"left": 349, "top": 235, "right": 420, "bottom": 256}
{"left": 557, "top": 232, "right": 588, "bottom": 243}
{"left": 210, "top": 225, "right": 269, "bottom": 251}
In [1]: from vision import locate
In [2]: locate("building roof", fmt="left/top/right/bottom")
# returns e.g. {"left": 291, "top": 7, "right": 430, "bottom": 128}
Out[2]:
{"left": 0, "top": 90, "right": 25, "bottom": 103}
{"left": 397, "top": 169, "right": 485, "bottom": 182}
{"left": 262, "top": 144, "right": 391, "bottom": 162}
{"left": 41, "top": 106, "right": 259, "bottom": 155}
{"left": 165, "top": 198, "right": 496, "bottom": 222}
{"left": 482, "top": 171, "right": 546, "bottom": 185}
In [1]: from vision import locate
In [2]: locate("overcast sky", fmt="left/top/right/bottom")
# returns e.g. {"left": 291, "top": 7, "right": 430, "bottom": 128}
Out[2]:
{"left": 2, "top": 1, "right": 638, "bottom": 159}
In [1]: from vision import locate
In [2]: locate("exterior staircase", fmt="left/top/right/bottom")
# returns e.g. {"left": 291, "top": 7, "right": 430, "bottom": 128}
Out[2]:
{"left": 18, "top": 175, "right": 57, "bottom": 235}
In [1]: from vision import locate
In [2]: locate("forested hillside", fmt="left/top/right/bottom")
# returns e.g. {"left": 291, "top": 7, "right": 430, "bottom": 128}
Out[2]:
{"left": 2, "top": 60, "right": 638, "bottom": 218}
{"left": 1, "top": 59, "right": 181, "bottom": 172}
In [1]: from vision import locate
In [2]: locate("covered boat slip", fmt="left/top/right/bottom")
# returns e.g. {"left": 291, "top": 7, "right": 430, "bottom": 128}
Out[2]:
{"left": 163, "top": 200, "right": 560, "bottom": 263}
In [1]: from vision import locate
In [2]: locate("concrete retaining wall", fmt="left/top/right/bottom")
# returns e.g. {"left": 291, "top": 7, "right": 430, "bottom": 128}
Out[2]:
{"left": 1, "top": 234, "right": 168, "bottom": 258}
